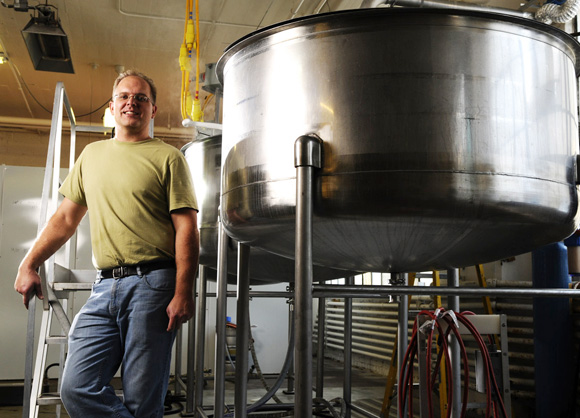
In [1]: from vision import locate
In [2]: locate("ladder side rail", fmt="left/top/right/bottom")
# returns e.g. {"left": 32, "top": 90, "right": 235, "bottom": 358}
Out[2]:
{"left": 44, "top": 83, "right": 65, "bottom": 310}
{"left": 52, "top": 85, "right": 77, "bottom": 418}
{"left": 64, "top": 88, "right": 77, "bottom": 272}
{"left": 22, "top": 299, "right": 37, "bottom": 418}
{"left": 28, "top": 302, "right": 54, "bottom": 418}
{"left": 23, "top": 82, "right": 66, "bottom": 418}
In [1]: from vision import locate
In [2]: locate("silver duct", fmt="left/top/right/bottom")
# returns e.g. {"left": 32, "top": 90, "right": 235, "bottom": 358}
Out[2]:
{"left": 535, "top": 0, "right": 580, "bottom": 24}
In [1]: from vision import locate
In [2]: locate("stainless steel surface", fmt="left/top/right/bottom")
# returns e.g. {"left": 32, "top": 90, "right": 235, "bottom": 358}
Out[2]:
{"left": 213, "top": 222, "right": 228, "bottom": 418}
{"left": 182, "top": 136, "right": 356, "bottom": 283}
{"left": 312, "top": 285, "right": 580, "bottom": 298}
{"left": 395, "top": 273, "right": 409, "bottom": 417}
{"left": 448, "top": 269, "right": 461, "bottom": 418}
{"left": 294, "top": 139, "right": 318, "bottom": 418}
{"left": 194, "top": 266, "right": 208, "bottom": 416}
{"left": 316, "top": 296, "right": 326, "bottom": 399}
{"left": 377, "top": 0, "right": 532, "bottom": 18}
{"left": 218, "top": 8, "right": 580, "bottom": 273}
{"left": 234, "top": 243, "right": 251, "bottom": 418}
{"left": 343, "top": 276, "right": 354, "bottom": 418}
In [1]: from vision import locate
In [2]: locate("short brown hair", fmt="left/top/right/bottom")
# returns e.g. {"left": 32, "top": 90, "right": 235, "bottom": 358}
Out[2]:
{"left": 112, "top": 70, "right": 157, "bottom": 104}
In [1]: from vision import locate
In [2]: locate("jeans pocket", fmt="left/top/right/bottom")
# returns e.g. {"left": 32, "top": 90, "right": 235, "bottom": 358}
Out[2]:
{"left": 143, "top": 269, "right": 176, "bottom": 292}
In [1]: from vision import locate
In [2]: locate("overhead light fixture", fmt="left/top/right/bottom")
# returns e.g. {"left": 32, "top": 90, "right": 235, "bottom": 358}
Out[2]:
{"left": 0, "top": 52, "right": 7, "bottom": 64}
{"left": 21, "top": 4, "right": 74, "bottom": 74}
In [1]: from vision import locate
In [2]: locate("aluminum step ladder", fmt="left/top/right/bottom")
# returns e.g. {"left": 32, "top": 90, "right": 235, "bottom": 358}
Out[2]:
{"left": 22, "top": 82, "right": 113, "bottom": 418}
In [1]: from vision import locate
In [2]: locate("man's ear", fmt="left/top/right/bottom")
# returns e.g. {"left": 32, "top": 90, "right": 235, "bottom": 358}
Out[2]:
{"left": 151, "top": 104, "right": 158, "bottom": 119}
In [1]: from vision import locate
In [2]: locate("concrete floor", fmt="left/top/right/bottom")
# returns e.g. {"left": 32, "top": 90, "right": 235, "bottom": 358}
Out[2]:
{"left": 0, "top": 358, "right": 388, "bottom": 417}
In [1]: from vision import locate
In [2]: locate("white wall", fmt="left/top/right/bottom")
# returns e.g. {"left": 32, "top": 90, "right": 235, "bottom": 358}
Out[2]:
{"left": 0, "top": 165, "right": 92, "bottom": 380}
{"left": 1, "top": 165, "right": 291, "bottom": 382}
{"left": 200, "top": 280, "right": 291, "bottom": 375}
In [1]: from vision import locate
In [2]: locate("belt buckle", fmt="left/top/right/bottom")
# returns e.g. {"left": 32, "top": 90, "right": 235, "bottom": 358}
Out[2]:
{"left": 112, "top": 267, "right": 127, "bottom": 279}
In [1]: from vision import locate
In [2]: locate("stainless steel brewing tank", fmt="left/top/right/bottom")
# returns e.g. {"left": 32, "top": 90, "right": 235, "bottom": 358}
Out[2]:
{"left": 217, "top": 8, "right": 580, "bottom": 273}
{"left": 182, "top": 136, "right": 356, "bottom": 283}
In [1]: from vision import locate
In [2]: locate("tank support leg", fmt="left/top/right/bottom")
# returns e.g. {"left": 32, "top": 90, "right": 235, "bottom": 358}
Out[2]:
{"left": 192, "top": 266, "right": 208, "bottom": 417}
{"left": 316, "top": 294, "right": 325, "bottom": 400}
{"left": 447, "top": 268, "right": 461, "bottom": 418}
{"left": 393, "top": 273, "right": 409, "bottom": 417}
{"left": 343, "top": 276, "right": 354, "bottom": 418}
{"left": 235, "top": 243, "right": 251, "bottom": 418}
{"left": 214, "top": 221, "right": 229, "bottom": 418}
{"left": 294, "top": 135, "right": 323, "bottom": 418}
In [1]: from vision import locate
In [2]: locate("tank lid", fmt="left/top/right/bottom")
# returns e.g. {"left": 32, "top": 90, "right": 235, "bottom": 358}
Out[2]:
{"left": 217, "top": 7, "right": 580, "bottom": 82}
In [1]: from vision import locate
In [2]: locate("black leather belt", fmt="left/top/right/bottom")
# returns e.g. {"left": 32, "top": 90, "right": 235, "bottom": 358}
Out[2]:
{"left": 98, "top": 260, "right": 176, "bottom": 279}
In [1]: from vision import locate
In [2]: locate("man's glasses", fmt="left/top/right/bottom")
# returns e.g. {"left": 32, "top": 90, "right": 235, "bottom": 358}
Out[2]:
{"left": 113, "top": 93, "right": 152, "bottom": 104}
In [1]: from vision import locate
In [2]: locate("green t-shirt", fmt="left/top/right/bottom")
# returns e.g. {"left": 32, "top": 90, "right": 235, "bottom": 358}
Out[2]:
{"left": 59, "top": 138, "right": 198, "bottom": 269}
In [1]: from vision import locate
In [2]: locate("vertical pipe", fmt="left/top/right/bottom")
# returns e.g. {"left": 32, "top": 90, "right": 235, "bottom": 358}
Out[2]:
{"left": 235, "top": 243, "right": 251, "bottom": 418}
{"left": 186, "top": 278, "right": 196, "bottom": 406}
{"left": 532, "top": 242, "right": 574, "bottom": 417}
{"left": 316, "top": 295, "right": 325, "bottom": 399}
{"left": 395, "top": 273, "right": 409, "bottom": 417}
{"left": 285, "top": 283, "right": 295, "bottom": 395}
{"left": 447, "top": 268, "right": 461, "bottom": 418}
{"left": 294, "top": 135, "right": 322, "bottom": 418}
{"left": 214, "top": 222, "right": 229, "bottom": 418}
{"left": 193, "top": 266, "right": 208, "bottom": 416}
{"left": 343, "top": 276, "right": 354, "bottom": 418}
{"left": 175, "top": 329, "right": 183, "bottom": 396}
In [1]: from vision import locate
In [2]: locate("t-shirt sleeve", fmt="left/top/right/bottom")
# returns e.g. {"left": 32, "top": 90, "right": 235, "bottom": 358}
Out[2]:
{"left": 167, "top": 152, "right": 198, "bottom": 212}
{"left": 59, "top": 151, "right": 88, "bottom": 206}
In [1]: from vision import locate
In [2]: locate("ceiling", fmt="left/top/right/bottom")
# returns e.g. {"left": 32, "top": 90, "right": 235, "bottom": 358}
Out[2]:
{"left": 0, "top": 0, "right": 543, "bottom": 142}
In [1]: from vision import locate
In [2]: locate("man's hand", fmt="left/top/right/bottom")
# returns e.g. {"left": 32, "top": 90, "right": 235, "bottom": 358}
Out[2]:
{"left": 166, "top": 292, "right": 195, "bottom": 331}
{"left": 14, "top": 266, "right": 43, "bottom": 309}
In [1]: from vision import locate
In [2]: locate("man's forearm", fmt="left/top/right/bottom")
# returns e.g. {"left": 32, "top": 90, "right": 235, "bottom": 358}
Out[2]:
{"left": 20, "top": 200, "right": 87, "bottom": 270}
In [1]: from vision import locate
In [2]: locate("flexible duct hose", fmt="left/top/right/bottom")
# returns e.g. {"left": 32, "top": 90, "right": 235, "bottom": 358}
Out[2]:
{"left": 243, "top": 314, "right": 295, "bottom": 415}
{"left": 223, "top": 314, "right": 295, "bottom": 417}
{"left": 535, "top": 0, "right": 580, "bottom": 24}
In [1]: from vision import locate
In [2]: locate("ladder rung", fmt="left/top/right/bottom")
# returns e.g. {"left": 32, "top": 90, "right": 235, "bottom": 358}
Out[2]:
{"left": 36, "top": 390, "right": 124, "bottom": 405}
{"left": 46, "top": 336, "right": 67, "bottom": 344}
{"left": 37, "top": 392, "right": 62, "bottom": 405}
{"left": 53, "top": 282, "right": 93, "bottom": 291}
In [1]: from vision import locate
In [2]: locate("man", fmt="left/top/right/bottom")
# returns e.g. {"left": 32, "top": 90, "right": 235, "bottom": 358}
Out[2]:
{"left": 14, "top": 70, "right": 199, "bottom": 417}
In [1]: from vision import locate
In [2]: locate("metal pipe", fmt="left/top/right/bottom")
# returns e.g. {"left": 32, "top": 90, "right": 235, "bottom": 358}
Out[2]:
{"left": 234, "top": 243, "right": 251, "bottom": 418}
{"left": 344, "top": 276, "right": 354, "bottom": 418}
{"left": 213, "top": 221, "right": 229, "bottom": 418}
{"left": 327, "top": 301, "right": 397, "bottom": 307}
{"left": 285, "top": 285, "right": 295, "bottom": 395}
{"left": 394, "top": 273, "right": 408, "bottom": 417}
{"left": 206, "top": 291, "right": 294, "bottom": 298}
{"left": 193, "top": 266, "right": 208, "bottom": 416}
{"left": 174, "top": 328, "right": 183, "bottom": 397}
{"left": 447, "top": 268, "right": 461, "bottom": 418}
{"left": 377, "top": 0, "right": 532, "bottom": 18}
{"left": 312, "top": 285, "right": 580, "bottom": 298}
{"left": 329, "top": 308, "right": 402, "bottom": 316}
{"left": 327, "top": 315, "right": 400, "bottom": 325}
{"left": 316, "top": 296, "right": 326, "bottom": 399}
{"left": 294, "top": 135, "right": 323, "bottom": 418}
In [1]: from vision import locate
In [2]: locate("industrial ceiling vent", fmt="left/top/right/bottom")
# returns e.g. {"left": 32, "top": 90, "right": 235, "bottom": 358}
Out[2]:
{"left": 21, "top": 4, "right": 74, "bottom": 74}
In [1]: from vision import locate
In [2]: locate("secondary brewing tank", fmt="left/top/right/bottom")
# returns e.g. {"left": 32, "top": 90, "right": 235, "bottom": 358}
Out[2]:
{"left": 182, "top": 135, "right": 356, "bottom": 282}
{"left": 217, "top": 8, "right": 580, "bottom": 273}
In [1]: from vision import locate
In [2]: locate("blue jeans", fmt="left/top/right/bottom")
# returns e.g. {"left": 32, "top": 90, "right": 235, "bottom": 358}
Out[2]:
{"left": 60, "top": 267, "right": 177, "bottom": 418}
